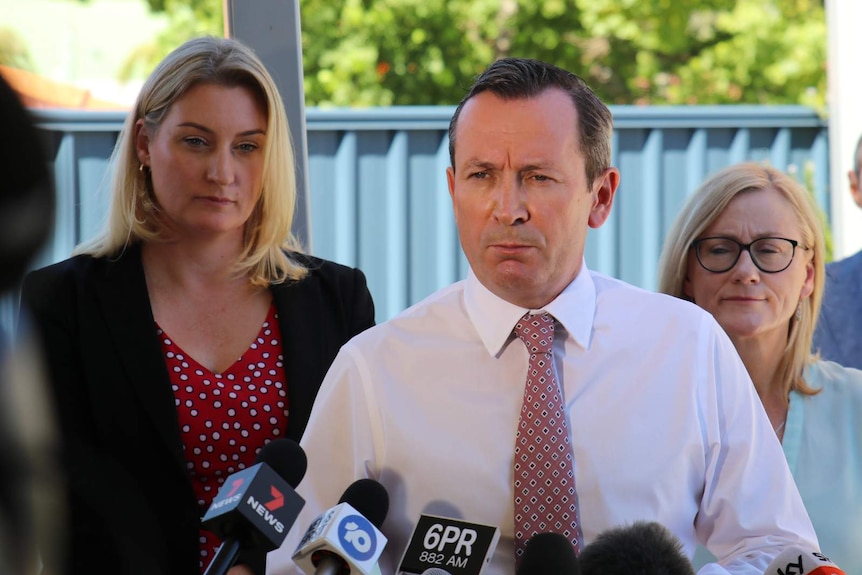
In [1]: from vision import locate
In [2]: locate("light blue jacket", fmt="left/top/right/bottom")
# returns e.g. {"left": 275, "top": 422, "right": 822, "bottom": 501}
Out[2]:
{"left": 694, "top": 360, "right": 862, "bottom": 573}
{"left": 784, "top": 360, "right": 862, "bottom": 573}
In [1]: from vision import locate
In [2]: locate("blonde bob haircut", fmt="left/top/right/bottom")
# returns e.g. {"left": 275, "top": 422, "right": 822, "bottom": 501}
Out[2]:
{"left": 657, "top": 161, "right": 825, "bottom": 396}
{"left": 75, "top": 35, "right": 307, "bottom": 285}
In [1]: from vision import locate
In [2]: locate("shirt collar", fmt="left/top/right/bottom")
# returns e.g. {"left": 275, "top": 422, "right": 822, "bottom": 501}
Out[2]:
{"left": 464, "top": 261, "right": 597, "bottom": 357}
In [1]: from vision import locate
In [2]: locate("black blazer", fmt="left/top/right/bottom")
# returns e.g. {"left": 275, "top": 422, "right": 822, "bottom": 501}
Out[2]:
{"left": 19, "top": 244, "right": 375, "bottom": 575}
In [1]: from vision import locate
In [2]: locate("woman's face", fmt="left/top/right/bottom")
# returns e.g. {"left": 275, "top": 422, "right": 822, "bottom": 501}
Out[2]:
{"left": 684, "top": 187, "right": 814, "bottom": 349}
{"left": 135, "top": 82, "right": 267, "bottom": 241}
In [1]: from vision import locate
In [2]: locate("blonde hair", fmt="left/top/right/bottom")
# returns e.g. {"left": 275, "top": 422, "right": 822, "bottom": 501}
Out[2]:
{"left": 657, "top": 162, "right": 825, "bottom": 396}
{"left": 75, "top": 36, "right": 307, "bottom": 285}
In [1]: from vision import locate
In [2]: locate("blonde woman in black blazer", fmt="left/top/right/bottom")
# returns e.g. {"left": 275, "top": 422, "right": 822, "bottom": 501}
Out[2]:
{"left": 19, "top": 37, "right": 374, "bottom": 575}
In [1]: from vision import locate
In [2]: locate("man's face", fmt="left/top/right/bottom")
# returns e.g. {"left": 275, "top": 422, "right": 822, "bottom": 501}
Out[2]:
{"left": 446, "top": 88, "right": 618, "bottom": 309}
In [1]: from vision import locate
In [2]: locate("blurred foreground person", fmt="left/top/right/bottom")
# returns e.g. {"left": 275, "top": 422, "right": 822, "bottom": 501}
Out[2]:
{"left": 658, "top": 161, "right": 862, "bottom": 572}
{"left": 19, "top": 36, "right": 375, "bottom": 575}
{"left": 0, "top": 73, "right": 62, "bottom": 574}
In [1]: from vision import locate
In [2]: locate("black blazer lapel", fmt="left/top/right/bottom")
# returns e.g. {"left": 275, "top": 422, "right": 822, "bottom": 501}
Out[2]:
{"left": 94, "top": 245, "right": 187, "bottom": 474}
{"left": 273, "top": 279, "right": 330, "bottom": 442}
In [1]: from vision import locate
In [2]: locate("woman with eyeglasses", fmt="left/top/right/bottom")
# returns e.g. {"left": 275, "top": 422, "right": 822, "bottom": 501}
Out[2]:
{"left": 657, "top": 161, "right": 862, "bottom": 572}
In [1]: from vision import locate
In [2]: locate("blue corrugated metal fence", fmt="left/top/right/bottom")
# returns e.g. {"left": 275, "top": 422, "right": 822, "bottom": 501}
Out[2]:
{"left": 13, "top": 105, "right": 829, "bottom": 328}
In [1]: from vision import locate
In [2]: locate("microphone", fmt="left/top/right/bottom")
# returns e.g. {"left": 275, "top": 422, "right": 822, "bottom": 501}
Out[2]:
{"left": 763, "top": 547, "right": 846, "bottom": 575}
{"left": 578, "top": 521, "right": 693, "bottom": 575}
{"left": 516, "top": 532, "right": 580, "bottom": 575}
{"left": 397, "top": 514, "right": 500, "bottom": 575}
{"left": 201, "top": 438, "right": 307, "bottom": 575}
{"left": 292, "top": 478, "right": 390, "bottom": 575}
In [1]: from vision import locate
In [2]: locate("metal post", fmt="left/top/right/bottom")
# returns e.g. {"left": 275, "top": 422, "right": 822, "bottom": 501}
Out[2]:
{"left": 223, "top": 0, "right": 313, "bottom": 251}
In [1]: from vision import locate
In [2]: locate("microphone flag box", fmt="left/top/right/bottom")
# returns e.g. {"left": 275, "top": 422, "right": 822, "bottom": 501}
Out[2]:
{"left": 202, "top": 462, "right": 305, "bottom": 551}
{"left": 767, "top": 549, "right": 846, "bottom": 575}
{"left": 398, "top": 514, "right": 500, "bottom": 575}
{"left": 292, "top": 502, "right": 388, "bottom": 575}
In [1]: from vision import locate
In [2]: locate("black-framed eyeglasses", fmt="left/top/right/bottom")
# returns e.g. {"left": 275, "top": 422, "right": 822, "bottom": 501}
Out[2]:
{"left": 692, "top": 236, "right": 808, "bottom": 274}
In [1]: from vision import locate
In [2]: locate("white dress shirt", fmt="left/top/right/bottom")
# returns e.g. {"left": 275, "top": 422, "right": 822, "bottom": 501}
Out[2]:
{"left": 267, "top": 264, "right": 817, "bottom": 575}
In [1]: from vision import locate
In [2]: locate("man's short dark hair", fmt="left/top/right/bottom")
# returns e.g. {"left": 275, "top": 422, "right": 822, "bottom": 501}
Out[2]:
{"left": 447, "top": 57, "right": 613, "bottom": 186}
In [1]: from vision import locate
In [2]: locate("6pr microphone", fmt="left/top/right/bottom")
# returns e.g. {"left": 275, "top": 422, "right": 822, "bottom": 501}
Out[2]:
{"left": 398, "top": 514, "right": 500, "bottom": 575}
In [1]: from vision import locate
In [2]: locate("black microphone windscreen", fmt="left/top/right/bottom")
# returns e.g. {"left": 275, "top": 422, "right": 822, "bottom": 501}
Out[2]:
{"left": 254, "top": 439, "right": 307, "bottom": 488}
{"left": 517, "top": 532, "right": 580, "bottom": 575}
{"left": 337, "top": 478, "right": 389, "bottom": 528}
{"left": 579, "top": 521, "right": 694, "bottom": 575}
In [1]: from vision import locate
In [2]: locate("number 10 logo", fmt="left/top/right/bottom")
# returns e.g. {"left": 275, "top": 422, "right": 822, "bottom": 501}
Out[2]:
{"left": 338, "top": 514, "right": 378, "bottom": 561}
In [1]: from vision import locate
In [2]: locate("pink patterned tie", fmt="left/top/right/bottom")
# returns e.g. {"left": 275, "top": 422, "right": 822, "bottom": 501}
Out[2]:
{"left": 512, "top": 312, "right": 581, "bottom": 565}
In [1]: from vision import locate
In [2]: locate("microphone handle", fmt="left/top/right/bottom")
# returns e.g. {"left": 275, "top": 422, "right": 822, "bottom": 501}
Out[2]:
{"left": 204, "top": 538, "right": 242, "bottom": 575}
{"left": 314, "top": 554, "right": 348, "bottom": 575}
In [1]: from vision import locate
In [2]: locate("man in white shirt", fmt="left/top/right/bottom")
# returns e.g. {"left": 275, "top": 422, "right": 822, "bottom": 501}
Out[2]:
{"left": 268, "top": 58, "right": 818, "bottom": 575}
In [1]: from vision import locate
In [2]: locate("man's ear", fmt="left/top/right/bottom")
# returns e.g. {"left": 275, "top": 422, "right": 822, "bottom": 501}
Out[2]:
{"left": 588, "top": 167, "right": 620, "bottom": 229}
{"left": 446, "top": 166, "right": 459, "bottom": 221}
{"left": 849, "top": 169, "right": 862, "bottom": 209}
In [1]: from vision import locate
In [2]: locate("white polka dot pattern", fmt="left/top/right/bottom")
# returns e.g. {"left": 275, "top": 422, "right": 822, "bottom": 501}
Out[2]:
{"left": 159, "top": 304, "right": 288, "bottom": 572}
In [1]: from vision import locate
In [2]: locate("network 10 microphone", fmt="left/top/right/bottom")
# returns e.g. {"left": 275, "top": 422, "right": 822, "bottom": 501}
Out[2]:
{"left": 578, "top": 521, "right": 694, "bottom": 575}
{"left": 516, "top": 532, "right": 580, "bottom": 575}
{"left": 201, "top": 438, "right": 308, "bottom": 575}
{"left": 763, "top": 547, "right": 846, "bottom": 575}
{"left": 397, "top": 514, "right": 501, "bottom": 575}
{"left": 292, "top": 478, "right": 390, "bottom": 575}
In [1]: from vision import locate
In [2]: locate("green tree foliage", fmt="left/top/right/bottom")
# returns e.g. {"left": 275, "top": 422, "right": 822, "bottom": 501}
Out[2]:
{"left": 131, "top": 0, "right": 826, "bottom": 109}
{"left": 0, "top": 28, "right": 36, "bottom": 71}
{"left": 118, "top": 0, "right": 224, "bottom": 82}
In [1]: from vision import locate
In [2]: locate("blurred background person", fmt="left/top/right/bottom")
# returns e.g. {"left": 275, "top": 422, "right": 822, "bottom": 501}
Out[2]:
{"left": 0, "top": 69, "right": 62, "bottom": 575}
{"left": 814, "top": 134, "right": 862, "bottom": 369}
{"left": 657, "top": 161, "right": 862, "bottom": 572}
{"left": 19, "top": 36, "right": 375, "bottom": 575}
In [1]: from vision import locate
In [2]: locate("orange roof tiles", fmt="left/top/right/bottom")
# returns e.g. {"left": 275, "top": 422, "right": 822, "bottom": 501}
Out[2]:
{"left": 0, "top": 64, "right": 128, "bottom": 110}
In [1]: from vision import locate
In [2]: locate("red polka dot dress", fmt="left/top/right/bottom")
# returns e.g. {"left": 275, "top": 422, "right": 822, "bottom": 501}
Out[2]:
{"left": 158, "top": 304, "right": 288, "bottom": 573}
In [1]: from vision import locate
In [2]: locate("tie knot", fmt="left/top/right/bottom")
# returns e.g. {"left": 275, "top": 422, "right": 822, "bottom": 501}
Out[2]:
{"left": 513, "top": 312, "right": 555, "bottom": 355}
